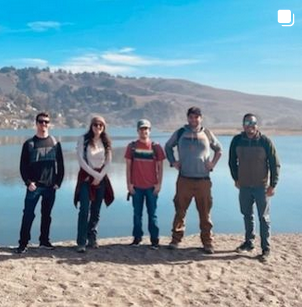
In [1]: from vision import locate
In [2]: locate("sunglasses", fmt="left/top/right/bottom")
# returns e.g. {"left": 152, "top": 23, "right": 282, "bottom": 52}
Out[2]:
{"left": 92, "top": 123, "right": 103, "bottom": 128}
{"left": 243, "top": 120, "right": 257, "bottom": 127}
{"left": 37, "top": 119, "right": 50, "bottom": 125}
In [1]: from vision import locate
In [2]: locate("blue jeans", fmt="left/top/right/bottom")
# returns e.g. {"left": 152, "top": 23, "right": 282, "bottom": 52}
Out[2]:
{"left": 132, "top": 187, "right": 159, "bottom": 243}
{"left": 77, "top": 181, "right": 105, "bottom": 246}
{"left": 239, "top": 186, "right": 271, "bottom": 250}
{"left": 19, "top": 187, "right": 56, "bottom": 246}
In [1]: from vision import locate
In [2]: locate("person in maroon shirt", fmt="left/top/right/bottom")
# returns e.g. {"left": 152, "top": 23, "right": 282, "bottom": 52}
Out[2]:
{"left": 125, "top": 119, "right": 165, "bottom": 249}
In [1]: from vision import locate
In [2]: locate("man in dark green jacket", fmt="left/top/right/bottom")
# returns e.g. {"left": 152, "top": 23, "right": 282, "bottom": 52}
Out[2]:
{"left": 229, "top": 113, "right": 280, "bottom": 262}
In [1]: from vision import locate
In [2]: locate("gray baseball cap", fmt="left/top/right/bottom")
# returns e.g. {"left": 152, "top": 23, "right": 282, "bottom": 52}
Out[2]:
{"left": 137, "top": 119, "right": 151, "bottom": 129}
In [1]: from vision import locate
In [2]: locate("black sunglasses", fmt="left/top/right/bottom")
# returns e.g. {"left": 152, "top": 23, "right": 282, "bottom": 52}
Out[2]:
{"left": 92, "top": 123, "right": 103, "bottom": 128}
{"left": 37, "top": 119, "right": 50, "bottom": 125}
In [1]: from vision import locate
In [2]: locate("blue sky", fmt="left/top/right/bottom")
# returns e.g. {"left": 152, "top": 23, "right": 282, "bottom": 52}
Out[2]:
{"left": 0, "top": 0, "right": 301, "bottom": 99}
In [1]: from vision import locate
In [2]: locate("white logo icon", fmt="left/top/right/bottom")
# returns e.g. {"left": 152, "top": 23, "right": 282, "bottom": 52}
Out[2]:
{"left": 278, "top": 10, "right": 295, "bottom": 27}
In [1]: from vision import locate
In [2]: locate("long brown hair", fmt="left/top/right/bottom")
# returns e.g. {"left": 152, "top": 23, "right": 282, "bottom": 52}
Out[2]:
{"left": 84, "top": 116, "right": 112, "bottom": 155}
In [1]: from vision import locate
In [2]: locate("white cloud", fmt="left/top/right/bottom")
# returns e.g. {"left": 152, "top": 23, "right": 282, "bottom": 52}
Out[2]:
{"left": 119, "top": 47, "right": 136, "bottom": 53}
{"left": 51, "top": 54, "right": 134, "bottom": 74}
{"left": 12, "top": 47, "right": 200, "bottom": 75}
{"left": 101, "top": 49, "right": 200, "bottom": 67}
{"left": 19, "top": 58, "right": 49, "bottom": 67}
{"left": 27, "top": 21, "right": 68, "bottom": 32}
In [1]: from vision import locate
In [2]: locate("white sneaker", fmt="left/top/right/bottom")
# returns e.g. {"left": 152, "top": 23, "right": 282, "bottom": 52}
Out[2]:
{"left": 77, "top": 245, "right": 86, "bottom": 253}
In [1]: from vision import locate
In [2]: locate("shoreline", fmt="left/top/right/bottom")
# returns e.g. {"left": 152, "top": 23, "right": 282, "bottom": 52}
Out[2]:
{"left": 1, "top": 234, "right": 301, "bottom": 307}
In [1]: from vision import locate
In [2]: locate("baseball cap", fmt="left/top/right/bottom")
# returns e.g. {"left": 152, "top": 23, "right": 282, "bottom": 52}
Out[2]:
{"left": 137, "top": 119, "right": 151, "bottom": 129}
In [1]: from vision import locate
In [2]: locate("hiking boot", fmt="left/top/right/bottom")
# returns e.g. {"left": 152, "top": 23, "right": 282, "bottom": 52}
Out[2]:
{"left": 15, "top": 245, "right": 28, "bottom": 254}
{"left": 168, "top": 241, "right": 179, "bottom": 250}
{"left": 129, "top": 238, "right": 141, "bottom": 247}
{"left": 77, "top": 245, "right": 86, "bottom": 253}
{"left": 259, "top": 249, "right": 270, "bottom": 262}
{"left": 236, "top": 241, "right": 255, "bottom": 253}
{"left": 203, "top": 245, "right": 215, "bottom": 254}
{"left": 39, "top": 242, "right": 55, "bottom": 250}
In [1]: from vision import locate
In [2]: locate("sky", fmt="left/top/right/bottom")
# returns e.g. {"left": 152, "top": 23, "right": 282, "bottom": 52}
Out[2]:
{"left": 0, "top": 0, "right": 301, "bottom": 100}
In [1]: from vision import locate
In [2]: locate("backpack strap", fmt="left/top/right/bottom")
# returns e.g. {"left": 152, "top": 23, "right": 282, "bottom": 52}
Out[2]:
{"left": 151, "top": 141, "right": 158, "bottom": 160}
{"left": 177, "top": 126, "right": 213, "bottom": 145}
{"left": 130, "top": 141, "right": 158, "bottom": 160}
{"left": 176, "top": 127, "right": 185, "bottom": 142}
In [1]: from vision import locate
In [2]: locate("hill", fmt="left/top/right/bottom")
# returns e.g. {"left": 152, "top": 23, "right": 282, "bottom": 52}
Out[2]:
{"left": 0, "top": 66, "right": 301, "bottom": 132}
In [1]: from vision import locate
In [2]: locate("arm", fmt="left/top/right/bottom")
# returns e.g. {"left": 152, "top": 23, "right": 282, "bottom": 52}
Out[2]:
{"left": 76, "top": 136, "right": 104, "bottom": 181}
{"left": 125, "top": 158, "right": 135, "bottom": 194}
{"left": 165, "top": 130, "right": 179, "bottom": 169}
{"left": 266, "top": 138, "right": 281, "bottom": 196}
{"left": 20, "top": 142, "right": 31, "bottom": 186}
{"left": 96, "top": 149, "right": 112, "bottom": 182}
{"left": 205, "top": 130, "right": 222, "bottom": 171}
{"left": 154, "top": 160, "right": 163, "bottom": 195}
{"left": 206, "top": 150, "right": 222, "bottom": 171}
{"left": 55, "top": 142, "right": 65, "bottom": 188}
{"left": 228, "top": 136, "right": 239, "bottom": 186}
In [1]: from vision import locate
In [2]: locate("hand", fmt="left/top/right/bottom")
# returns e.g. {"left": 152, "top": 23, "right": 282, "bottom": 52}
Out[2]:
{"left": 92, "top": 178, "right": 101, "bottom": 186}
{"left": 205, "top": 161, "right": 215, "bottom": 172}
{"left": 28, "top": 182, "right": 37, "bottom": 192}
{"left": 153, "top": 184, "right": 161, "bottom": 195}
{"left": 53, "top": 184, "right": 59, "bottom": 190}
{"left": 127, "top": 183, "right": 135, "bottom": 195}
{"left": 266, "top": 186, "right": 275, "bottom": 197}
{"left": 172, "top": 161, "right": 181, "bottom": 170}
{"left": 235, "top": 181, "right": 240, "bottom": 189}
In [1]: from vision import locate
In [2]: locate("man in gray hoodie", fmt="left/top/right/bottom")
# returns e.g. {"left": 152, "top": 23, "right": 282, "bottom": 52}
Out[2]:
{"left": 165, "top": 107, "right": 222, "bottom": 253}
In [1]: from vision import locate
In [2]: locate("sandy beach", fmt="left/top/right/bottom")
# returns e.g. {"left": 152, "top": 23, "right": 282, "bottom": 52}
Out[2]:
{"left": 0, "top": 234, "right": 301, "bottom": 307}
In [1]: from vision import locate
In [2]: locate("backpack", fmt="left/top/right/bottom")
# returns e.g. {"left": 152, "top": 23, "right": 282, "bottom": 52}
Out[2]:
{"left": 130, "top": 141, "right": 158, "bottom": 160}
{"left": 176, "top": 127, "right": 214, "bottom": 144}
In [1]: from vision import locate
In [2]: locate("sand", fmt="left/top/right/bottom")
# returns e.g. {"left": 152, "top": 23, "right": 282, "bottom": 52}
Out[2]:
{"left": 0, "top": 234, "right": 301, "bottom": 307}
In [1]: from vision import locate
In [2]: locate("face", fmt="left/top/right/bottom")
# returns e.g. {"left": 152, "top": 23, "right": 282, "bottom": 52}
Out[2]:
{"left": 243, "top": 116, "right": 258, "bottom": 138}
{"left": 36, "top": 116, "right": 50, "bottom": 133}
{"left": 138, "top": 126, "right": 150, "bottom": 140}
{"left": 91, "top": 121, "right": 104, "bottom": 136}
{"left": 187, "top": 113, "right": 202, "bottom": 128}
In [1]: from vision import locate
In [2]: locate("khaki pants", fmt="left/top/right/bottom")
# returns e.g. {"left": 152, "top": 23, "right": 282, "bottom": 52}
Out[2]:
{"left": 171, "top": 176, "right": 213, "bottom": 246}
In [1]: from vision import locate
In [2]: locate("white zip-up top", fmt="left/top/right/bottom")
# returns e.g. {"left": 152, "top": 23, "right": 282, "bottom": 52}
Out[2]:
{"left": 76, "top": 136, "right": 111, "bottom": 181}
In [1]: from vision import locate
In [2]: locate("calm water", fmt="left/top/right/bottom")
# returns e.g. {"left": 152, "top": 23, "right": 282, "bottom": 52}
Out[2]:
{"left": 0, "top": 128, "right": 301, "bottom": 246}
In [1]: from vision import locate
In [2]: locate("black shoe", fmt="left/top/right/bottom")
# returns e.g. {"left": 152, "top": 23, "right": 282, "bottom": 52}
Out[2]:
{"left": 150, "top": 242, "right": 159, "bottom": 250}
{"left": 87, "top": 241, "right": 99, "bottom": 249}
{"left": 259, "top": 249, "right": 270, "bottom": 262}
{"left": 236, "top": 241, "right": 254, "bottom": 253}
{"left": 39, "top": 242, "right": 55, "bottom": 250}
{"left": 15, "top": 245, "right": 28, "bottom": 254}
{"left": 129, "top": 238, "right": 141, "bottom": 247}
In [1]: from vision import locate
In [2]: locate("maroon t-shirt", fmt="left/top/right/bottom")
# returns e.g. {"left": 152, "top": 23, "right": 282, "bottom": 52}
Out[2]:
{"left": 125, "top": 140, "right": 165, "bottom": 189}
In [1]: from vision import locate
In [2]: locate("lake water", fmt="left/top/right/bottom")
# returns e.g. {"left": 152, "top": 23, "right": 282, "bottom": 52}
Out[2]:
{"left": 0, "top": 128, "right": 301, "bottom": 246}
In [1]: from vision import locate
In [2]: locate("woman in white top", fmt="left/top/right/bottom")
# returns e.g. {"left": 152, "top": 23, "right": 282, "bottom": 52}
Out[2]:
{"left": 75, "top": 116, "right": 112, "bottom": 253}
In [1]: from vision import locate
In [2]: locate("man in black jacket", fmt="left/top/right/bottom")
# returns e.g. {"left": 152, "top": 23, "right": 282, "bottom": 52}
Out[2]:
{"left": 16, "top": 112, "right": 64, "bottom": 253}
{"left": 229, "top": 113, "right": 280, "bottom": 262}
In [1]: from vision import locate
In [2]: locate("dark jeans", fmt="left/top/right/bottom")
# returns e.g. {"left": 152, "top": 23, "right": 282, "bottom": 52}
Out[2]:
{"left": 19, "top": 187, "right": 56, "bottom": 247}
{"left": 77, "top": 181, "right": 105, "bottom": 247}
{"left": 239, "top": 186, "right": 271, "bottom": 251}
{"left": 132, "top": 187, "right": 159, "bottom": 243}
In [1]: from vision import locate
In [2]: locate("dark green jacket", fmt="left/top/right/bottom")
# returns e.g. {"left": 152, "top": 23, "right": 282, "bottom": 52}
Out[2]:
{"left": 228, "top": 132, "right": 280, "bottom": 188}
